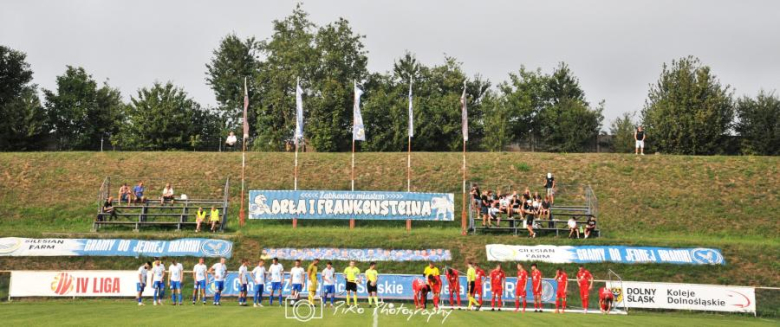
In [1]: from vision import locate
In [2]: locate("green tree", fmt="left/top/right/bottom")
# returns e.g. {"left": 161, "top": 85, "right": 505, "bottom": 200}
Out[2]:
{"left": 117, "top": 82, "right": 216, "bottom": 150}
{"left": 205, "top": 34, "right": 258, "bottom": 137}
{"left": 0, "top": 45, "right": 47, "bottom": 150}
{"left": 735, "top": 91, "right": 780, "bottom": 155}
{"left": 44, "top": 66, "right": 123, "bottom": 150}
{"left": 480, "top": 91, "right": 512, "bottom": 151}
{"left": 498, "top": 66, "right": 549, "bottom": 150}
{"left": 609, "top": 112, "right": 637, "bottom": 153}
{"left": 641, "top": 56, "right": 734, "bottom": 155}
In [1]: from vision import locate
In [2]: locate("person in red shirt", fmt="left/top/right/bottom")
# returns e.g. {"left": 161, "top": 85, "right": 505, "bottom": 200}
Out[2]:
{"left": 554, "top": 267, "right": 568, "bottom": 313}
{"left": 531, "top": 263, "right": 543, "bottom": 312}
{"left": 412, "top": 278, "right": 427, "bottom": 309}
{"left": 514, "top": 263, "right": 528, "bottom": 312}
{"left": 489, "top": 263, "right": 506, "bottom": 311}
{"left": 445, "top": 268, "right": 461, "bottom": 308}
{"left": 475, "top": 264, "right": 486, "bottom": 307}
{"left": 576, "top": 265, "right": 594, "bottom": 313}
{"left": 428, "top": 274, "right": 442, "bottom": 309}
{"left": 599, "top": 287, "right": 614, "bottom": 314}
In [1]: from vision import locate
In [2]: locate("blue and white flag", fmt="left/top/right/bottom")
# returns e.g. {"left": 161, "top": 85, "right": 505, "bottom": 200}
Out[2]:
{"left": 408, "top": 80, "right": 413, "bottom": 138}
{"left": 294, "top": 78, "right": 304, "bottom": 142}
{"left": 460, "top": 82, "right": 468, "bottom": 142}
{"left": 353, "top": 82, "right": 365, "bottom": 141}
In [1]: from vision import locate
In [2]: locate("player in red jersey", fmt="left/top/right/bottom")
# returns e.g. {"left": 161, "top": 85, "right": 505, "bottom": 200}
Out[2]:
{"left": 576, "top": 265, "right": 594, "bottom": 313}
{"left": 554, "top": 267, "right": 568, "bottom": 313}
{"left": 412, "top": 278, "right": 427, "bottom": 309}
{"left": 531, "top": 263, "right": 543, "bottom": 312}
{"left": 489, "top": 263, "right": 506, "bottom": 311}
{"left": 445, "top": 268, "right": 461, "bottom": 308}
{"left": 474, "top": 263, "right": 486, "bottom": 307}
{"left": 514, "top": 263, "right": 529, "bottom": 312}
{"left": 598, "top": 287, "right": 614, "bottom": 314}
{"left": 428, "top": 274, "right": 442, "bottom": 309}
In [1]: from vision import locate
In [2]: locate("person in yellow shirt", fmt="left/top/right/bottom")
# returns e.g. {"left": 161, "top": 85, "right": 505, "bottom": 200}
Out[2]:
{"left": 343, "top": 261, "right": 361, "bottom": 307}
{"left": 365, "top": 262, "right": 379, "bottom": 307}
{"left": 195, "top": 207, "right": 206, "bottom": 233}
{"left": 209, "top": 206, "right": 220, "bottom": 232}
{"left": 307, "top": 259, "right": 320, "bottom": 303}
{"left": 423, "top": 261, "right": 441, "bottom": 308}
{"left": 466, "top": 261, "right": 478, "bottom": 310}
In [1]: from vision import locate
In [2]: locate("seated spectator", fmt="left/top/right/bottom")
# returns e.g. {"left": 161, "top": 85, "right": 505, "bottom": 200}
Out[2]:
{"left": 568, "top": 217, "right": 580, "bottom": 239}
{"left": 540, "top": 195, "right": 552, "bottom": 227}
{"left": 133, "top": 181, "right": 147, "bottom": 204}
{"left": 489, "top": 202, "right": 501, "bottom": 227}
{"left": 160, "top": 183, "right": 175, "bottom": 205}
{"left": 522, "top": 187, "right": 531, "bottom": 200}
{"left": 498, "top": 194, "right": 510, "bottom": 215}
{"left": 118, "top": 183, "right": 132, "bottom": 205}
{"left": 225, "top": 131, "right": 238, "bottom": 151}
{"left": 209, "top": 206, "right": 221, "bottom": 232}
{"left": 101, "top": 197, "right": 118, "bottom": 221}
{"left": 195, "top": 207, "right": 206, "bottom": 233}
{"left": 584, "top": 217, "right": 597, "bottom": 239}
{"left": 509, "top": 194, "right": 521, "bottom": 218}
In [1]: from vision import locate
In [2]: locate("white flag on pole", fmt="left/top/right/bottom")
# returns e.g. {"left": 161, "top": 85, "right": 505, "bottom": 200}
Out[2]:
{"left": 295, "top": 78, "right": 304, "bottom": 141}
{"left": 408, "top": 80, "right": 414, "bottom": 138}
{"left": 353, "top": 82, "right": 365, "bottom": 141}
{"left": 460, "top": 82, "right": 468, "bottom": 142}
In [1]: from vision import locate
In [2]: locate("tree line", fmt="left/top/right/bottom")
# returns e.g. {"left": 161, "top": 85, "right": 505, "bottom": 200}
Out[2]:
{"left": 1, "top": 5, "right": 777, "bottom": 155}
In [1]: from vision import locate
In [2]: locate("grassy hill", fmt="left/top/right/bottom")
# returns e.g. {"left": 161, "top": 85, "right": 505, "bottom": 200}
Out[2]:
{"left": 0, "top": 152, "right": 778, "bottom": 296}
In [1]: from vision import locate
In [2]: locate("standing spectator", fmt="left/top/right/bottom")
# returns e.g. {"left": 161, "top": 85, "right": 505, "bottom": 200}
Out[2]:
{"left": 584, "top": 217, "right": 597, "bottom": 239}
{"left": 522, "top": 195, "right": 537, "bottom": 238}
{"left": 209, "top": 206, "right": 221, "bottom": 232}
{"left": 225, "top": 131, "right": 238, "bottom": 151}
{"left": 470, "top": 184, "right": 481, "bottom": 213}
{"left": 118, "top": 183, "right": 132, "bottom": 205}
{"left": 101, "top": 196, "right": 118, "bottom": 221}
{"left": 634, "top": 126, "right": 646, "bottom": 155}
{"left": 544, "top": 173, "right": 555, "bottom": 204}
{"left": 195, "top": 207, "right": 206, "bottom": 233}
{"left": 568, "top": 217, "right": 580, "bottom": 239}
{"left": 160, "top": 183, "right": 175, "bottom": 205}
{"left": 480, "top": 191, "right": 490, "bottom": 227}
{"left": 133, "top": 181, "right": 147, "bottom": 204}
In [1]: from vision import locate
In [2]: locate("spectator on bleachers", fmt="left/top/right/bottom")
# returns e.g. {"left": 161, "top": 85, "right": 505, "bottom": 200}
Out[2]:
{"left": 195, "top": 207, "right": 206, "bottom": 233}
{"left": 133, "top": 181, "right": 147, "bottom": 204}
{"left": 584, "top": 217, "right": 597, "bottom": 239}
{"left": 522, "top": 194, "right": 537, "bottom": 238}
{"left": 160, "top": 183, "right": 175, "bottom": 205}
{"left": 568, "top": 217, "right": 580, "bottom": 239}
{"left": 540, "top": 195, "right": 553, "bottom": 228}
{"left": 209, "top": 206, "right": 220, "bottom": 232}
{"left": 489, "top": 202, "right": 501, "bottom": 227}
{"left": 510, "top": 194, "right": 521, "bottom": 219}
{"left": 522, "top": 187, "right": 531, "bottom": 199}
{"left": 101, "top": 196, "right": 118, "bottom": 221}
{"left": 498, "top": 194, "right": 511, "bottom": 216}
{"left": 118, "top": 183, "right": 132, "bottom": 205}
{"left": 480, "top": 191, "right": 490, "bottom": 227}
{"left": 544, "top": 173, "right": 555, "bottom": 204}
{"left": 225, "top": 131, "right": 238, "bottom": 151}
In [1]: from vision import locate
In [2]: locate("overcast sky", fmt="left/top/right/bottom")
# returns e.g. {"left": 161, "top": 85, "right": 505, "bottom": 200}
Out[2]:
{"left": 3, "top": 0, "right": 779, "bottom": 127}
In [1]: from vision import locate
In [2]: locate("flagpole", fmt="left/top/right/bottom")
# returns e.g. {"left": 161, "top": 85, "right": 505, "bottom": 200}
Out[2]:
{"left": 406, "top": 79, "right": 412, "bottom": 232}
{"left": 461, "top": 138, "right": 467, "bottom": 236}
{"left": 293, "top": 77, "right": 300, "bottom": 229}
{"left": 350, "top": 81, "right": 356, "bottom": 230}
{"left": 239, "top": 77, "right": 248, "bottom": 227}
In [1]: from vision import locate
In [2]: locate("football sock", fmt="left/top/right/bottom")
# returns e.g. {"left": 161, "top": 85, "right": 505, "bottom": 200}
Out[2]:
{"left": 353, "top": 294, "right": 358, "bottom": 305}
{"left": 178, "top": 293, "right": 182, "bottom": 304}
{"left": 374, "top": 296, "right": 379, "bottom": 304}
{"left": 346, "top": 294, "right": 351, "bottom": 306}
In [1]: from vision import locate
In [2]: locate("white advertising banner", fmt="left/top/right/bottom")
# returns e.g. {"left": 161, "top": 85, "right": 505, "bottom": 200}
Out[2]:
{"left": 606, "top": 281, "right": 755, "bottom": 313}
{"left": 10, "top": 271, "right": 157, "bottom": 297}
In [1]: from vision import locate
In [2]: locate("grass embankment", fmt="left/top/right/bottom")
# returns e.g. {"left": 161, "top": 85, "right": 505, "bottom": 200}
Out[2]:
{"left": 0, "top": 152, "right": 778, "bottom": 289}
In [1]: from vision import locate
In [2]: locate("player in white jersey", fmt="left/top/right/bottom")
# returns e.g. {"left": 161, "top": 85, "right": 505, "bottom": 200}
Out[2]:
{"left": 268, "top": 257, "right": 284, "bottom": 306}
{"left": 167, "top": 259, "right": 184, "bottom": 305}
{"left": 152, "top": 259, "right": 166, "bottom": 305}
{"left": 191, "top": 258, "right": 209, "bottom": 305}
{"left": 238, "top": 259, "right": 249, "bottom": 306}
{"left": 252, "top": 260, "right": 267, "bottom": 307}
{"left": 321, "top": 261, "right": 336, "bottom": 307}
{"left": 209, "top": 257, "right": 227, "bottom": 306}
{"left": 289, "top": 260, "right": 305, "bottom": 300}
{"left": 136, "top": 261, "right": 151, "bottom": 306}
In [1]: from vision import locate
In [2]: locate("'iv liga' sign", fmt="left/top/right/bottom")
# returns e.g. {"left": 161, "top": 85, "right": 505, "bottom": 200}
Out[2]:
{"left": 248, "top": 190, "right": 454, "bottom": 221}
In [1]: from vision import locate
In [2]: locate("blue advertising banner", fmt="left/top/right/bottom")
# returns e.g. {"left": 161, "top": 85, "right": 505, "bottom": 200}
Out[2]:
{"left": 486, "top": 244, "right": 725, "bottom": 265}
{"left": 205, "top": 272, "right": 558, "bottom": 303}
{"left": 248, "top": 190, "right": 454, "bottom": 221}
{"left": 0, "top": 237, "right": 233, "bottom": 258}
{"left": 262, "top": 248, "right": 452, "bottom": 262}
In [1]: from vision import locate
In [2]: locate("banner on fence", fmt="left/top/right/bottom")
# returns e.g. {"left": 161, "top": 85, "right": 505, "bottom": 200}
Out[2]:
{"left": 486, "top": 244, "right": 725, "bottom": 265}
{"left": 606, "top": 281, "right": 755, "bottom": 313}
{"left": 0, "top": 237, "right": 233, "bottom": 258}
{"left": 248, "top": 190, "right": 454, "bottom": 221}
{"left": 10, "top": 271, "right": 158, "bottom": 297}
{"left": 262, "top": 248, "right": 452, "bottom": 262}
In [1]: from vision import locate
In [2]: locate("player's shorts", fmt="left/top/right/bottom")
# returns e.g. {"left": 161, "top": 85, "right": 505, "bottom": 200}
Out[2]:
{"left": 239, "top": 283, "right": 248, "bottom": 292}
{"left": 474, "top": 283, "right": 483, "bottom": 295}
{"left": 215, "top": 281, "right": 224, "bottom": 292}
{"left": 516, "top": 286, "right": 527, "bottom": 297}
{"left": 254, "top": 284, "right": 264, "bottom": 294}
{"left": 431, "top": 284, "right": 441, "bottom": 293}
{"left": 557, "top": 290, "right": 567, "bottom": 298}
{"left": 137, "top": 283, "right": 146, "bottom": 292}
{"left": 346, "top": 281, "right": 357, "bottom": 292}
{"left": 491, "top": 285, "right": 503, "bottom": 295}
{"left": 153, "top": 281, "right": 164, "bottom": 289}
{"left": 579, "top": 285, "right": 589, "bottom": 297}
{"left": 367, "top": 282, "right": 377, "bottom": 293}
{"left": 533, "top": 284, "right": 542, "bottom": 296}
{"left": 308, "top": 282, "right": 318, "bottom": 292}
{"left": 170, "top": 281, "right": 181, "bottom": 290}
{"left": 291, "top": 284, "right": 302, "bottom": 292}
{"left": 468, "top": 281, "right": 476, "bottom": 296}
{"left": 635, "top": 140, "right": 644, "bottom": 148}
{"left": 272, "top": 282, "right": 282, "bottom": 291}
{"left": 324, "top": 285, "right": 335, "bottom": 294}
{"left": 526, "top": 217, "right": 534, "bottom": 225}
{"left": 194, "top": 280, "right": 206, "bottom": 290}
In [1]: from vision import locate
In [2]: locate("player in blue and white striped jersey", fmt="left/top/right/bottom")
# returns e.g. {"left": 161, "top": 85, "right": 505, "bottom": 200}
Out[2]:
{"left": 238, "top": 259, "right": 249, "bottom": 306}
{"left": 251, "top": 260, "right": 267, "bottom": 307}
{"left": 136, "top": 261, "right": 151, "bottom": 306}
{"left": 209, "top": 258, "right": 227, "bottom": 306}
{"left": 151, "top": 259, "right": 166, "bottom": 305}
{"left": 191, "top": 258, "right": 209, "bottom": 305}
{"left": 167, "top": 259, "right": 184, "bottom": 305}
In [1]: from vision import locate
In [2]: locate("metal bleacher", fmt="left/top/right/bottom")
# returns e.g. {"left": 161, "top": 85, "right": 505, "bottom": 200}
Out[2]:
{"left": 468, "top": 182, "right": 600, "bottom": 237}
{"left": 92, "top": 177, "right": 230, "bottom": 232}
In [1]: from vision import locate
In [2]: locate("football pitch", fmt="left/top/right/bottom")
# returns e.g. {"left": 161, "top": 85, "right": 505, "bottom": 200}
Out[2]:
{"left": 0, "top": 300, "right": 776, "bottom": 327}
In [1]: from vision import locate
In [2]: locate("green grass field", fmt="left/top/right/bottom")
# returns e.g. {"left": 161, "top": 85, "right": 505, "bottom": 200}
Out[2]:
{"left": 0, "top": 300, "right": 776, "bottom": 327}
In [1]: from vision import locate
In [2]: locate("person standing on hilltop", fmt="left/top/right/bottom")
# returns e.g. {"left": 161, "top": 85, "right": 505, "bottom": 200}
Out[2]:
{"left": 635, "top": 126, "right": 646, "bottom": 155}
